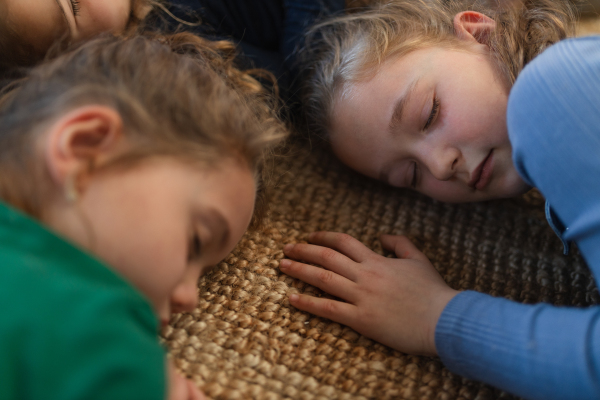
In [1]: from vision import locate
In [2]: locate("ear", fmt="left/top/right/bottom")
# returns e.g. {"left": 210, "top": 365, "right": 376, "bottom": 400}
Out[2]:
{"left": 44, "top": 105, "right": 124, "bottom": 191}
{"left": 453, "top": 11, "right": 496, "bottom": 44}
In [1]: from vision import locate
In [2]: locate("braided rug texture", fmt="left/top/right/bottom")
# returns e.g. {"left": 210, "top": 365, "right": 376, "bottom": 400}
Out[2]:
{"left": 162, "top": 141, "right": 599, "bottom": 400}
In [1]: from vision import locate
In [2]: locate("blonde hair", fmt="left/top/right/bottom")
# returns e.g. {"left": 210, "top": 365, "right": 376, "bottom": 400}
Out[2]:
{"left": 0, "top": 32, "right": 287, "bottom": 226}
{"left": 301, "top": 0, "right": 576, "bottom": 139}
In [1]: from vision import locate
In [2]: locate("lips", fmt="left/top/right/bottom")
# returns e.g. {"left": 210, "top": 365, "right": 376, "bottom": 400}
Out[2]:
{"left": 469, "top": 150, "right": 494, "bottom": 190}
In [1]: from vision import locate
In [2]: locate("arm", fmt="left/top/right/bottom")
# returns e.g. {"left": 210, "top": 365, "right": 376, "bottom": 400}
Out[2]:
{"left": 282, "top": 36, "right": 600, "bottom": 400}
{"left": 508, "top": 36, "right": 600, "bottom": 269}
{"left": 283, "top": 230, "right": 600, "bottom": 399}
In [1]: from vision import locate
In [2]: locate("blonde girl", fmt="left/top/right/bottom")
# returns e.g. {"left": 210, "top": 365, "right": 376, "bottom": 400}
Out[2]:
{"left": 0, "top": 31, "right": 286, "bottom": 399}
{"left": 281, "top": 1, "right": 600, "bottom": 399}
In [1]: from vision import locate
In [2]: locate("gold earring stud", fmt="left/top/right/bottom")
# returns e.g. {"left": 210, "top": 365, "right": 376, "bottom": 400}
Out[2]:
{"left": 65, "top": 174, "right": 79, "bottom": 203}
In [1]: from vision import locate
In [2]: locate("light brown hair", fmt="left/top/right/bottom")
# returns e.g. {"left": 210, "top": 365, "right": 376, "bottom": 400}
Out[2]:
{"left": 300, "top": 0, "right": 576, "bottom": 139}
{"left": 0, "top": 32, "right": 287, "bottom": 226}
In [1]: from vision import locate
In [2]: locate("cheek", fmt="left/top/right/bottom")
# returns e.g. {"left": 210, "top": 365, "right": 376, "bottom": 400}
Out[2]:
{"left": 90, "top": 208, "right": 187, "bottom": 309}
{"left": 443, "top": 89, "right": 508, "bottom": 144}
{"left": 421, "top": 179, "right": 475, "bottom": 203}
{"left": 330, "top": 134, "right": 387, "bottom": 181}
{"left": 493, "top": 152, "right": 530, "bottom": 197}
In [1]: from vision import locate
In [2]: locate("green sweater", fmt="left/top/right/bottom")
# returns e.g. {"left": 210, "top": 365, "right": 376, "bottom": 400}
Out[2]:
{"left": 0, "top": 201, "right": 166, "bottom": 399}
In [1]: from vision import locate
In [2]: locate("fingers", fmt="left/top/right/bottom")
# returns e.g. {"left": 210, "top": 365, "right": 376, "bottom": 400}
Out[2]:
{"left": 288, "top": 293, "right": 357, "bottom": 327}
{"left": 279, "top": 259, "right": 358, "bottom": 302}
{"left": 308, "top": 231, "right": 373, "bottom": 263}
{"left": 283, "top": 242, "right": 359, "bottom": 281}
{"left": 380, "top": 234, "right": 429, "bottom": 262}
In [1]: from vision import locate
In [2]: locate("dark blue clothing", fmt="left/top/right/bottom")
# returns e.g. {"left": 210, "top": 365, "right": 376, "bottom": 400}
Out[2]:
{"left": 436, "top": 37, "right": 600, "bottom": 400}
{"left": 150, "top": 0, "right": 345, "bottom": 94}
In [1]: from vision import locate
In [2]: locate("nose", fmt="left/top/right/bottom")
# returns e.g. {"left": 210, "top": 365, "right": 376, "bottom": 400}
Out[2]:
{"left": 426, "top": 145, "right": 461, "bottom": 181}
{"left": 170, "top": 281, "right": 198, "bottom": 314}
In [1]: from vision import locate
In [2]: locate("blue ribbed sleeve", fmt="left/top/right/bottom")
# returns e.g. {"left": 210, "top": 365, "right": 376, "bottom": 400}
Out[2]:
{"left": 435, "top": 37, "right": 600, "bottom": 400}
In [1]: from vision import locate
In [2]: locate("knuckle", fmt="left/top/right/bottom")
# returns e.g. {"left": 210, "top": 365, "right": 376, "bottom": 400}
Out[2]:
{"left": 355, "top": 309, "right": 373, "bottom": 327}
{"left": 337, "top": 233, "right": 353, "bottom": 244}
{"left": 321, "top": 300, "right": 338, "bottom": 317}
{"left": 319, "top": 248, "right": 338, "bottom": 263}
{"left": 315, "top": 269, "right": 335, "bottom": 285}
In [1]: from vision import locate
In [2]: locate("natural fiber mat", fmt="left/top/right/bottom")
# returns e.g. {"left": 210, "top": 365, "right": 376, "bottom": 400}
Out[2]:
{"left": 162, "top": 139, "right": 599, "bottom": 400}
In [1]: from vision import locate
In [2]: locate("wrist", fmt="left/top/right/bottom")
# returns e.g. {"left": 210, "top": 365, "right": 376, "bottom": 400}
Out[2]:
{"left": 427, "top": 288, "right": 460, "bottom": 356}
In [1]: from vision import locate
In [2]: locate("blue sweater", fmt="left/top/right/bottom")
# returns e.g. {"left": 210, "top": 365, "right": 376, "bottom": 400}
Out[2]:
{"left": 435, "top": 37, "right": 600, "bottom": 400}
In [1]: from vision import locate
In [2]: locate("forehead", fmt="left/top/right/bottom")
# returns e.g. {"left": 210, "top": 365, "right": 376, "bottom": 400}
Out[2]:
{"left": 330, "top": 48, "right": 433, "bottom": 161}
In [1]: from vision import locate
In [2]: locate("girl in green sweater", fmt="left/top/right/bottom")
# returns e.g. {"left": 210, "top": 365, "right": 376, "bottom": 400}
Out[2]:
{"left": 0, "top": 32, "right": 286, "bottom": 399}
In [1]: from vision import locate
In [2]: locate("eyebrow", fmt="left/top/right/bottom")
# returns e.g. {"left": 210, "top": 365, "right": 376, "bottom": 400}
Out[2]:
{"left": 388, "top": 78, "right": 420, "bottom": 134}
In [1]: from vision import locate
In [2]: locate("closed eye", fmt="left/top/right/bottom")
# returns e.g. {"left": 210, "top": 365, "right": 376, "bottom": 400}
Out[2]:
{"left": 410, "top": 162, "right": 419, "bottom": 189}
{"left": 70, "top": 0, "right": 81, "bottom": 16}
{"left": 423, "top": 96, "right": 440, "bottom": 131}
{"left": 187, "top": 232, "right": 202, "bottom": 262}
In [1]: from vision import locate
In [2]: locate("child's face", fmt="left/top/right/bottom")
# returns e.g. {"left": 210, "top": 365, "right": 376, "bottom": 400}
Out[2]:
{"left": 330, "top": 44, "right": 531, "bottom": 202}
{"left": 3, "top": 0, "right": 132, "bottom": 53}
{"left": 73, "top": 158, "right": 256, "bottom": 325}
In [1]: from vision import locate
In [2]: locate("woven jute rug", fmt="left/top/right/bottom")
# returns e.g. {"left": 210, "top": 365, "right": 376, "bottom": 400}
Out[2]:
{"left": 162, "top": 138, "right": 599, "bottom": 400}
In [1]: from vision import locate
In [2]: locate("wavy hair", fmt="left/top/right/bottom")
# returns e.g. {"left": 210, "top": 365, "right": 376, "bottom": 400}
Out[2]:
{"left": 300, "top": 0, "right": 576, "bottom": 139}
{"left": 0, "top": 32, "right": 287, "bottom": 227}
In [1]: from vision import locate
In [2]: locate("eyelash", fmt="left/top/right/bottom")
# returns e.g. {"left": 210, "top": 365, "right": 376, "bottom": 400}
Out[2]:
{"left": 70, "top": 0, "right": 81, "bottom": 16}
{"left": 188, "top": 233, "right": 202, "bottom": 262}
{"left": 423, "top": 96, "right": 440, "bottom": 130}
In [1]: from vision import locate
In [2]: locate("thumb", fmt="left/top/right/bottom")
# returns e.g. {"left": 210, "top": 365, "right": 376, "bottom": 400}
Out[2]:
{"left": 380, "top": 235, "right": 428, "bottom": 262}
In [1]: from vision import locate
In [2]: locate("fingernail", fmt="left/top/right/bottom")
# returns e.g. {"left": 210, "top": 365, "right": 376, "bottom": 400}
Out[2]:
{"left": 280, "top": 259, "right": 291, "bottom": 269}
{"left": 283, "top": 244, "right": 294, "bottom": 253}
{"left": 289, "top": 294, "right": 299, "bottom": 302}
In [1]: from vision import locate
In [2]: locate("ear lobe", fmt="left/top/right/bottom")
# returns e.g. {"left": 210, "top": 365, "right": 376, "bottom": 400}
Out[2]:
{"left": 45, "top": 105, "right": 124, "bottom": 189}
{"left": 453, "top": 11, "right": 496, "bottom": 44}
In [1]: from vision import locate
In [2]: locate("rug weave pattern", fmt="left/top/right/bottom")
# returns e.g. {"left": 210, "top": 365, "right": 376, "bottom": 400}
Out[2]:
{"left": 162, "top": 141, "right": 599, "bottom": 400}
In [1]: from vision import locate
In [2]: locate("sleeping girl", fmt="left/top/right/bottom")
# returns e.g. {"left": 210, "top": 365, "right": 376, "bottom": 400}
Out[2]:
{"left": 282, "top": 1, "right": 600, "bottom": 399}
{"left": 0, "top": 31, "right": 286, "bottom": 399}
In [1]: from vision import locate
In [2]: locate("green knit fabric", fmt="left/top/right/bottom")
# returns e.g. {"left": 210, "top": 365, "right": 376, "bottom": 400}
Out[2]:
{"left": 0, "top": 201, "right": 166, "bottom": 400}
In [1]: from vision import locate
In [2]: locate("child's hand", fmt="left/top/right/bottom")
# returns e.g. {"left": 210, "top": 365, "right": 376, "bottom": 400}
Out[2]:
{"left": 168, "top": 359, "right": 206, "bottom": 400}
{"left": 280, "top": 232, "right": 459, "bottom": 356}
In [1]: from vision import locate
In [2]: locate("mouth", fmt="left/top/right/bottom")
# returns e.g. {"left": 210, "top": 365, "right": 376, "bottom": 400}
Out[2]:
{"left": 469, "top": 150, "right": 494, "bottom": 190}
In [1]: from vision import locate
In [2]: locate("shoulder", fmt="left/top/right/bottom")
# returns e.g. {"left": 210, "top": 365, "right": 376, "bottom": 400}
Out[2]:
{"left": 508, "top": 36, "right": 600, "bottom": 125}
{"left": 0, "top": 237, "right": 165, "bottom": 400}
{"left": 507, "top": 36, "right": 600, "bottom": 160}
